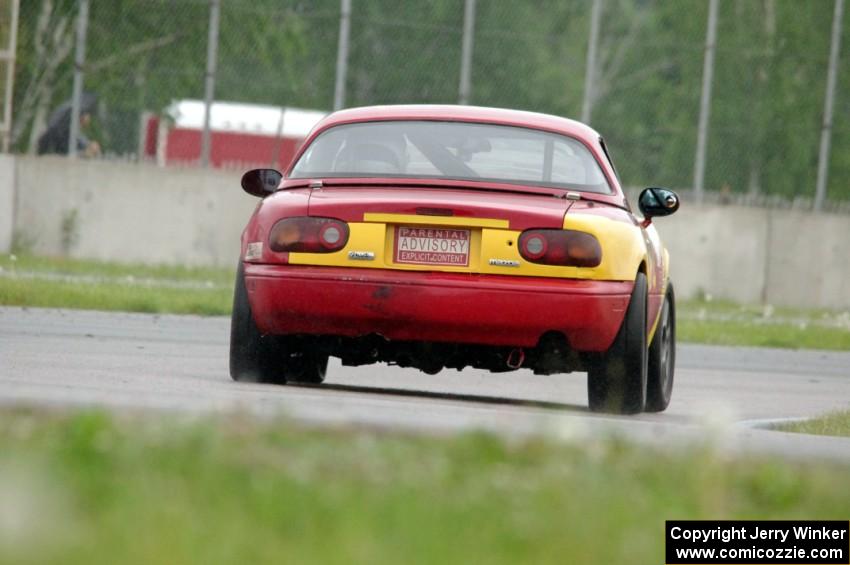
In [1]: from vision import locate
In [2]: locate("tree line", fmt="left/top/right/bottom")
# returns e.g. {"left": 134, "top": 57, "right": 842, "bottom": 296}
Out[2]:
{"left": 12, "top": 0, "right": 850, "bottom": 202}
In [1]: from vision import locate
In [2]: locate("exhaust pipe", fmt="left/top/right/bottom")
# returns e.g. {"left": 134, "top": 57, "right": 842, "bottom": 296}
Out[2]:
{"left": 506, "top": 348, "right": 525, "bottom": 369}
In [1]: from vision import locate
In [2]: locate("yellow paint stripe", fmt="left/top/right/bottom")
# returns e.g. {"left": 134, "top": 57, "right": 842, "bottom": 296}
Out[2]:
{"left": 647, "top": 279, "right": 668, "bottom": 343}
{"left": 363, "top": 213, "right": 509, "bottom": 229}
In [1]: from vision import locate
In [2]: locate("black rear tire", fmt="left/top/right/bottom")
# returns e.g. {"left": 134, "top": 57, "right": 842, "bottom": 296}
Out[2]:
{"left": 283, "top": 340, "right": 329, "bottom": 385}
{"left": 229, "top": 263, "right": 328, "bottom": 385}
{"left": 230, "top": 263, "right": 283, "bottom": 383}
{"left": 587, "top": 272, "right": 648, "bottom": 414}
{"left": 646, "top": 284, "right": 675, "bottom": 412}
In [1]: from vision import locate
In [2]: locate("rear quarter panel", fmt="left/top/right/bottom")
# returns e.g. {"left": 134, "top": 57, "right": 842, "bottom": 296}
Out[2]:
{"left": 240, "top": 189, "right": 312, "bottom": 264}
{"left": 564, "top": 202, "right": 669, "bottom": 338}
{"left": 562, "top": 203, "right": 647, "bottom": 282}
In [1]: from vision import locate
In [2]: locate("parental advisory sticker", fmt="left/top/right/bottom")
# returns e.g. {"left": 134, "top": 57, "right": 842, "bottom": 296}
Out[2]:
{"left": 666, "top": 520, "right": 849, "bottom": 564}
{"left": 394, "top": 227, "right": 471, "bottom": 267}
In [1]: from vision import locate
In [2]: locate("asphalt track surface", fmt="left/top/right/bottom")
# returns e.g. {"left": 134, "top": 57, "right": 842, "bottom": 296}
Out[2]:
{"left": 2, "top": 307, "right": 850, "bottom": 461}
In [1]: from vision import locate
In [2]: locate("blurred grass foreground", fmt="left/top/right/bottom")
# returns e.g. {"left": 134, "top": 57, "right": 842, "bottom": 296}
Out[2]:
{"left": 1, "top": 409, "right": 849, "bottom": 565}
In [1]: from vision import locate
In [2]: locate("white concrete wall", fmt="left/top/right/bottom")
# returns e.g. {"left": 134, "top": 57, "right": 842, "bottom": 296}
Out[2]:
{"left": 656, "top": 205, "right": 850, "bottom": 309}
{"left": 11, "top": 156, "right": 255, "bottom": 267}
{"left": 0, "top": 154, "right": 14, "bottom": 253}
{"left": 657, "top": 205, "right": 769, "bottom": 305}
{"left": 1, "top": 155, "right": 849, "bottom": 308}
{"left": 764, "top": 210, "right": 850, "bottom": 309}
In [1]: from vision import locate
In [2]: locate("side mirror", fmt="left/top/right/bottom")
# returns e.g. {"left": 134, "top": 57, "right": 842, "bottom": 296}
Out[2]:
{"left": 638, "top": 187, "right": 679, "bottom": 226}
{"left": 241, "top": 169, "right": 282, "bottom": 197}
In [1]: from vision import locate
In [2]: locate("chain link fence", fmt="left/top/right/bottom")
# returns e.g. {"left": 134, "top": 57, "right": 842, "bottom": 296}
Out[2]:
{"left": 4, "top": 0, "right": 849, "bottom": 209}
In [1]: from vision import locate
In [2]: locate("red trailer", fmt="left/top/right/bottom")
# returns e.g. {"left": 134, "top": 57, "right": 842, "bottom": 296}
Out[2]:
{"left": 141, "top": 100, "right": 326, "bottom": 169}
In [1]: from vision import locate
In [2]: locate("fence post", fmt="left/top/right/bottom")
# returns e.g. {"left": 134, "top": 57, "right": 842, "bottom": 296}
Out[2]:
{"left": 693, "top": 0, "right": 719, "bottom": 203}
{"left": 458, "top": 0, "right": 476, "bottom": 105}
{"left": 581, "top": 0, "right": 602, "bottom": 124}
{"left": 333, "top": 0, "right": 352, "bottom": 111}
{"left": 1, "top": 0, "right": 20, "bottom": 153}
{"left": 814, "top": 0, "right": 845, "bottom": 211}
{"left": 68, "top": 0, "right": 89, "bottom": 158}
{"left": 201, "top": 0, "right": 220, "bottom": 168}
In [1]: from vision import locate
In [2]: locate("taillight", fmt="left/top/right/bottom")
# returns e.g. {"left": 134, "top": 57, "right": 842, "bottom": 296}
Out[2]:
{"left": 521, "top": 232, "right": 548, "bottom": 260}
{"left": 518, "top": 229, "right": 602, "bottom": 267}
{"left": 269, "top": 217, "right": 350, "bottom": 253}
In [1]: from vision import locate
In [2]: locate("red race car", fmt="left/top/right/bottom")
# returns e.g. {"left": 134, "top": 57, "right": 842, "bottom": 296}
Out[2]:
{"left": 231, "top": 105, "right": 679, "bottom": 414}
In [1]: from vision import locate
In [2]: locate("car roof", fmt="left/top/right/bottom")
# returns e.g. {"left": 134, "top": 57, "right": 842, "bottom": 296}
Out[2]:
{"left": 312, "top": 104, "right": 601, "bottom": 144}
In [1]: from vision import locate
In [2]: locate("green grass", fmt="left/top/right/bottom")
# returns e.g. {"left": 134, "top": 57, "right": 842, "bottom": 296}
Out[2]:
{"left": 0, "top": 253, "right": 233, "bottom": 284}
{"left": 776, "top": 410, "right": 850, "bottom": 438}
{"left": 1, "top": 409, "right": 849, "bottom": 565}
{"left": 0, "top": 277, "right": 232, "bottom": 315}
{"left": 2, "top": 254, "right": 849, "bottom": 350}
{"left": 677, "top": 319, "right": 850, "bottom": 350}
{"left": 678, "top": 299, "right": 850, "bottom": 350}
{"left": 0, "top": 254, "right": 233, "bottom": 315}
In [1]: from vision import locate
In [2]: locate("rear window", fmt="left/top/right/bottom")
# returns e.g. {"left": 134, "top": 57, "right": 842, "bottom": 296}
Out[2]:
{"left": 290, "top": 120, "right": 611, "bottom": 194}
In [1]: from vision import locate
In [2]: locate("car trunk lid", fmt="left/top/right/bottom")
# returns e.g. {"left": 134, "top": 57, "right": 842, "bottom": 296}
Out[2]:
{"left": 306, "top": 184, "right": 571, "bottom": 231}
{"left": 280, "top": 183, "right": 575, "bottom": 275}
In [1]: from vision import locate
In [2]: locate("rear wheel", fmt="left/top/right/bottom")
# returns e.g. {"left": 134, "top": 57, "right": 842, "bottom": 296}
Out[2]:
{"left": 230, "top": 263, "right": 281, "bottom": 383}
{"left": 587, "top": 272, "right": 648, "bottom": 414}
{"left": 229, "top": 263, "right": 328, "bottom": 385}
{"left": 646, "top": 285, "right": 675, "bottom": 412}
{"left": 283, "top": 340, "right": 329, "bottom": 385}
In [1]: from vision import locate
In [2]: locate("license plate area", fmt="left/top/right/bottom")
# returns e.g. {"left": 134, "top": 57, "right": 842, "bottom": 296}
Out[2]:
{"left": 394, "top": 226, "right": 471, "bottom": 267}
